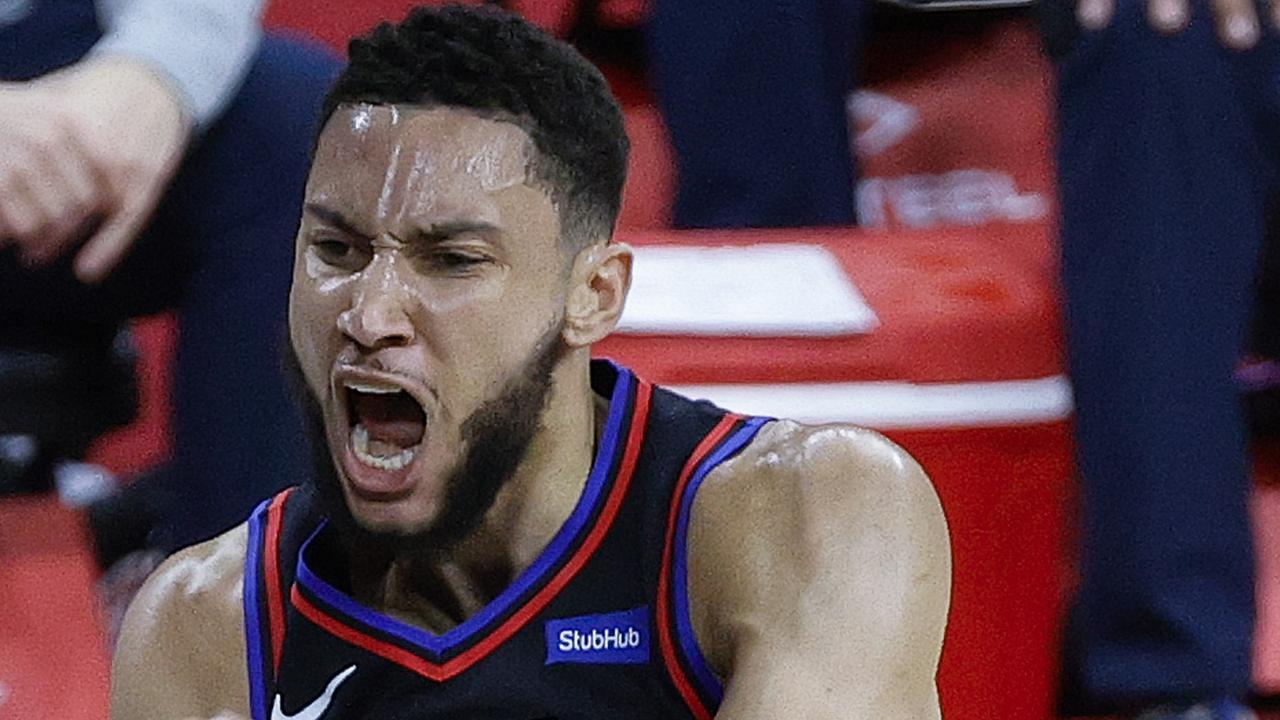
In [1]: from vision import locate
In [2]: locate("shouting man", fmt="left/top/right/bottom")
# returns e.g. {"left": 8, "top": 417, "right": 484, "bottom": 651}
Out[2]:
{"left": 111, "top": 6, "right": 950, "bottom": 719}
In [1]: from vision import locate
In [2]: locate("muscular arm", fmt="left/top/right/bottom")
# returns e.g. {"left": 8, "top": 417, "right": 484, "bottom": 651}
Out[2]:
{"left": 689, "top": 422, "right": 951, "bottom": 719}
{"left": 111, "top": 525, "right": 251, "bottom": 720}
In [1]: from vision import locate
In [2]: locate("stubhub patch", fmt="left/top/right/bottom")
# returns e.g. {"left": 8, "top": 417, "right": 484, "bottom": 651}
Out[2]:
{"left": 545, "top": 607, "right": 650, "bottom": 665}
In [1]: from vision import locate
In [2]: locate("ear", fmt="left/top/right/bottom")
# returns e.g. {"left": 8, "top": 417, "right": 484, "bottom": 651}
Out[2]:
{"left": 563, "top": 241, "right": 633, "bottom": 347}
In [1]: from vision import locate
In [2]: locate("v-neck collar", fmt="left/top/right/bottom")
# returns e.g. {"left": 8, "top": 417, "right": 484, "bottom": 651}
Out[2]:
{"left": 291, "top": 361, "right": 647, "bottom": 673}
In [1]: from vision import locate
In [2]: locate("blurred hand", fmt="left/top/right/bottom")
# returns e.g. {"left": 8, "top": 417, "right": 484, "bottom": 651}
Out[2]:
{"left": 1076, "top": 0, "right": 1276, "bottom": 49}
{"left": 0, "top": 56, "right": 191, "bottom": 283}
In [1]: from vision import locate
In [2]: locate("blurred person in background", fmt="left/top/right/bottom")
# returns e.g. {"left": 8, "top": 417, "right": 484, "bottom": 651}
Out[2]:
{"left": 647, "top": 0, "right": 864, "bottom": 230}
{"left": 647, "top": 0, "right": 1278, "bottom": 717}
{"left": 0, "top": 0, "right": 339, "bottom": 574}
{"left": 1045, "top": 0, "right": 1277, "bottom": 716}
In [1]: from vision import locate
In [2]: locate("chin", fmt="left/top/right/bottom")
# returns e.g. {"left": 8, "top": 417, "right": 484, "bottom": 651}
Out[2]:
{"left": 338, "top": 466, "right": 445, "bottom": 536}
{"left": 351, "top": 510, "right": 437, "bottom": 539}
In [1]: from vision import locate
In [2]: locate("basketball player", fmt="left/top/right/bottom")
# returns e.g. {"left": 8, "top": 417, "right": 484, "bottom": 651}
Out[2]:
{"left": 110, "top": 6, "right": 950, "bottom": 719}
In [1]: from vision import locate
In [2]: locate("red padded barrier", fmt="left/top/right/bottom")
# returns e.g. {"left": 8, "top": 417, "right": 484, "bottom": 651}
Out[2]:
{"left": 855, "top": 13, "right": 1057, "bottom": 270}
{"left": 506, "top": 0, "right": 579, "bottom": 37}
{"left": 598, "top": 224, "right": 1071, "bottom": 720}
{"left": 86, "top": 315, "right": 175, "bottom": 476}
{"left": 596, "top": 0, "right": 649, "bottom": 27}
{"left": 1255, "top": 445, "right": 1280, "bottom": 695}
{"left": 263, "top": 0, "right": 486, "bottom": 53}
{"left": 0, "top": 498, "right": 111, "bottom": 720}
{"left": 599, "top": 226, "right": 1065, "bottom": 384}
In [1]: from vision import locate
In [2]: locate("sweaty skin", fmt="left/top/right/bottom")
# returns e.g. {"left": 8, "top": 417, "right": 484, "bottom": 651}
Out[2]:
{"left": 111, "top": 105, "right": 950, "bottom": 720}
{"left": 291, "top": 106, "right": 597, "bottom": 546}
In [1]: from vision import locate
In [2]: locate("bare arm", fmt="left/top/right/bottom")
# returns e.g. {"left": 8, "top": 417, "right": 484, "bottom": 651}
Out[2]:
{"left": 111, "top": 525, "right": 252, "bottom": 720}
{"left": 689, "top": 422, "right": 951, "bottom": 720}
{"left": 92, "top": 0, "right": 266, "bottom": 127}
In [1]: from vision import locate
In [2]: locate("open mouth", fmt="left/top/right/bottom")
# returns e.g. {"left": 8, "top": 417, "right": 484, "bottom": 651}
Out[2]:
{"left": 344, "top": 380, "right": 427, "bottom": 474}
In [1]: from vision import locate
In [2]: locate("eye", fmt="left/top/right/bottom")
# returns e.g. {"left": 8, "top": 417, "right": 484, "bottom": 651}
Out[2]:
{"left": 311, "top": 237, "right": 368, "bottom": 270}
{"left": 429, "top": 251, "right": 488, "bottom": 273}
{"left": 315, "top": 240, "right": 348, "bottom": 260}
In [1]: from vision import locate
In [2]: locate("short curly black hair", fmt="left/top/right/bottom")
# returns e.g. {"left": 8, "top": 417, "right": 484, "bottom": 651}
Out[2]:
{"left": 319, "top": 4, "right": 629, "bottom": 251}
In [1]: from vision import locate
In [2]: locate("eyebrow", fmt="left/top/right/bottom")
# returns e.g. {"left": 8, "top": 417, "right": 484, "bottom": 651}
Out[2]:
{"left": 404, "top": 221, "right": 502, "bottom": 245}
{"left": 305, "top": 204, "right": 501, "bottom": 246}
{"left": 305, "top": 204, "right": 370, "bottom": 239}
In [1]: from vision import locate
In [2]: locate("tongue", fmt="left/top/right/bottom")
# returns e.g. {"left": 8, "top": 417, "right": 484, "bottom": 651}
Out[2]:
{"left": 353, "top": 392, "right": 425, "bottom": 448}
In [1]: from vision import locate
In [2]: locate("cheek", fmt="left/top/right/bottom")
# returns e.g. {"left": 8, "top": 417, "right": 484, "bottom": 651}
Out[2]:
{"left": 408, "top": 286, "right": 547, "bottom": 410}
{"left": 406, "top": 267, "right": 507, "bottom": 318}
{"left": 402, "top": 273, "right": 519, "bottom": 375}
{"left": 428, "top": 276, "right": 551, "bottom": 346}
{"left": 304, "top": 249, "right": 358, "bottom": 294}
{"left": 288, "top": 273, "right": 350, "bottom": 392}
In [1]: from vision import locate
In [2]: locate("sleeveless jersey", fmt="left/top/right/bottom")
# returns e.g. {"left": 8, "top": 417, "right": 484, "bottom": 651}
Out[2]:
{"left": 243, "top": 360, "right": 769, "bottom": 720}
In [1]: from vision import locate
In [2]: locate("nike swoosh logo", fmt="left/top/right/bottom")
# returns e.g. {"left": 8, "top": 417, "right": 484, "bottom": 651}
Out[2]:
{"left": 271, "top": 665, "right": 356, "bottom": 720}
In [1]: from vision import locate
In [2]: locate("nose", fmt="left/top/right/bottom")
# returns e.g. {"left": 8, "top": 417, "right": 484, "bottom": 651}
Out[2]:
{"left": 337, "top": 257, "right": 416, "bottom": 350}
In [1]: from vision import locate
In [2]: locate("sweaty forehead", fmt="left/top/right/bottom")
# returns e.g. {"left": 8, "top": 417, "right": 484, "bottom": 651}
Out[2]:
{"left": 309, "top": 104, "right": 538, "bottom": 220}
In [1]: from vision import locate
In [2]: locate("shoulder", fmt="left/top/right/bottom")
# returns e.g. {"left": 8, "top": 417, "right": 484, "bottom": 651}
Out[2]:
{"left": 728, "top": 419, "right": 940, "bottom": 507}
{"left": 687, "top": 420, "right": 951, "bottom": 677}
{"left": 694, "top": 419, "right": 949, "bottom": 564}
{"left": 110, "top": 523, "right": 251, "bottom": 720}
{"left": 125, "top": 521, "right": 249, "bottom": 622}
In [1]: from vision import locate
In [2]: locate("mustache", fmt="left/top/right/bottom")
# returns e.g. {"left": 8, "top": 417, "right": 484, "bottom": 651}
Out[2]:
{"left": 331, "top": 351, "right": 439, "bottom": 404}
{"left": 281, "top": 313, "right": 567, "bottom": 556}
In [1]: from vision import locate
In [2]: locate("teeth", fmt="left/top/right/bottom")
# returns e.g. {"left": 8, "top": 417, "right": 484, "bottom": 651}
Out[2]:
{"left": 352, "top": 423, "right": 369, "bottom": 454}
{"left": 344, "top": 381, "right": 403, "bottom": 395}
{"left": 350, "top": 424, "right": 417, "bottom": 471}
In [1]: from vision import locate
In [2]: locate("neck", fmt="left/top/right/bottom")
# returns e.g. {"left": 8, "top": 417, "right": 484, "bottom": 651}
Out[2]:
{"left": 356, "top": 351, "right": 604, "bottom": 631}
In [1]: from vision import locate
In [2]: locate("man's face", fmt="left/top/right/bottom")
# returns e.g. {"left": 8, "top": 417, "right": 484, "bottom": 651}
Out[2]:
{"left": 289, "top": 104, "right": 570, "bottom": 539}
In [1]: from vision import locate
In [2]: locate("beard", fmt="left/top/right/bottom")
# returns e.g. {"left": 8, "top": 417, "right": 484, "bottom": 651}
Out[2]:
{"left": 284, "top": 318, "right": 566, "bottom": 562}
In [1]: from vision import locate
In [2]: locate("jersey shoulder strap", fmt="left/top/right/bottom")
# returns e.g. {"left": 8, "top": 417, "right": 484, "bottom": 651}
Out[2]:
{"left": 243, "top": 486, "right": 320, "bottom": 720}
{"left": 644, "top": 386, "right": 772, "bottom": 719}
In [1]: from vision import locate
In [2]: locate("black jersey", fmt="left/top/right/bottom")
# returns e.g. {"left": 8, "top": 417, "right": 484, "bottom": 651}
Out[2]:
{"left": 243, "top": 360, "right": 768, "bottom": 720}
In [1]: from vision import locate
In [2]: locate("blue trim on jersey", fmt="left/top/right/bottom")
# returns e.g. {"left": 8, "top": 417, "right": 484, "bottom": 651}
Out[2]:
{"left": 672, "top": 416, "right": 771, "bottom": 707}
{"left": 244, "top": 498, "right": 271, "bottom": 720}
{"left": 294, "top": 364, "right": 636, "bottom": 657}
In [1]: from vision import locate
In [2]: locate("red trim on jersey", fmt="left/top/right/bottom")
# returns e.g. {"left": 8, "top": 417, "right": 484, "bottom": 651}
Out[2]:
{"left": 449, "top": 380, "right": 652, "bottom": 672}
{"left": 293, "top": 585, "right": 455, "bottom": 680}
{"left": 263, "top": 488, "right": 293, "bottom": 675}
{"left": 290, "top": 380, "right": 654, "bottom": 682}
{"left": 656, "top": 414, "right": 743, "bottom": 720}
